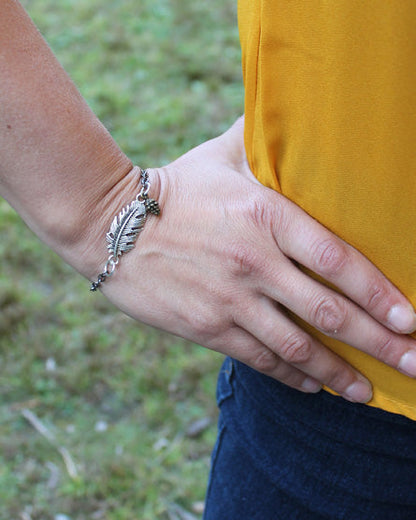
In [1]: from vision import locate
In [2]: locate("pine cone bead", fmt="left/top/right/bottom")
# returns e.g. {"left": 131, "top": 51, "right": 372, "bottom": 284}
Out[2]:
{"left": 145, "top": 199, "right": 161, "bottom": 215}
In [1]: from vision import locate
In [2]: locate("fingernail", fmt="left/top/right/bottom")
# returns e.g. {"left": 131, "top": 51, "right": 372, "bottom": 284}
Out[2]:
{"left": 387, "top": 304, "right": 416, "bottom": 333}
{"left": 398, "top": 351, "right": 416, "bottom": 377}
{"left": 301, "top": 377, "right": 322, "bottom": 393}
{"left": 344, "top": 381, "right": 373, "bottom": 403}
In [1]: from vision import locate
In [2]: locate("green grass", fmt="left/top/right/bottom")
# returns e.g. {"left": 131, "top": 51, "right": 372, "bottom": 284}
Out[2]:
{"left": 0, "top": 1, "right": 243, "bottom": 518}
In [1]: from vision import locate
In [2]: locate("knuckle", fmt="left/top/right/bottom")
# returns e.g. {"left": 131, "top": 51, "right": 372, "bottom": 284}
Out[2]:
{"left": 324, "top": 366, "right": 355, "bottom": 392}
{"left": 365, "top": 279, "right": 389, "bottom": 313}
{"left": 311, "top": 238, "right": 348, "bottom": 277}
{"left": 248, "top": 199, "right": 275, "bottom": 229}
{"left": 310, "top": 295, "right": 349, "bottom": 334}
{"left": 190, "top": 311, "right": 217, "bottom": 341}
{"left": 278, "top": 332, "right": 314, "bottom": 365}
{"left": 372, "top": 335, "right": 396, "bottom": 364}
{"left": 250, "top": 349, "right": 280, "bottom": 373}
{"left": 228, "top": 241, "right": 262, "bottom": 276}
{"left": 247, "top": 197, "right": 288, "bottom": 239}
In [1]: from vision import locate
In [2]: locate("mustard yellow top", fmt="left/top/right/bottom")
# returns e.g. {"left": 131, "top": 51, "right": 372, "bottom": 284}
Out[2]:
{"left": 238, "top": 0, "right": 416, "bottom": 420}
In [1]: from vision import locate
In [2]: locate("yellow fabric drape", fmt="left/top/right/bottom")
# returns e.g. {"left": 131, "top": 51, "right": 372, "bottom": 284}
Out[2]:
{"left": 238, "top": 0, "right": 416, "bottom": 420}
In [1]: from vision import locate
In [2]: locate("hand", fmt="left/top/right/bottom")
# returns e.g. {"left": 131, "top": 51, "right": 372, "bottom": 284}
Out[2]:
{"left": 95, "top": 117, "right": 416, "bottom": 403}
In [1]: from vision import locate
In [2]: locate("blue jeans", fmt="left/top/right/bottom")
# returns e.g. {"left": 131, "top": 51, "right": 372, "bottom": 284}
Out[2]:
{"left": 204, "top": 357, "right": 416, "bottom": 520}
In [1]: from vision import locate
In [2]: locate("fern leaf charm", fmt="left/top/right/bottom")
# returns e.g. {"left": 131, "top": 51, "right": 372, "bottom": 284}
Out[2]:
{"left": 106, "top": 200, "right": 147, "bottom": 258}
{"left": 90, "top": 168, "right": 160, "bottom": 292}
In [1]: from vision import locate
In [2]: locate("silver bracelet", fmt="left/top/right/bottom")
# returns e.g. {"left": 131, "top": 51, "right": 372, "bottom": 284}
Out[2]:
{"left": 90, "top": 167, "right": 160, "bottom": 292}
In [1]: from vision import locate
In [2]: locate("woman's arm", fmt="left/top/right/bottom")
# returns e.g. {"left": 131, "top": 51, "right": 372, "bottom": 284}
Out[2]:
{"left": 2, "top": 0, "right": 416, "bottom": 404}
{"left": 0, "top": 0, "right": 136, "bottom": 276}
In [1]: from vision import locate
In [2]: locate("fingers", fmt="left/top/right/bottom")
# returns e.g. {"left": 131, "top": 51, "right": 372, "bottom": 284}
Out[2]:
{"left": 234, "top": 296, "right": 373, "bottom": 403}
{"left": 212, "top": 327, "right": 323, "bottom": 395}
{"left": 260, "top": 257, "right": 416, "bottom": 378}
{"left": 273, "top": 195, "right": 416, "bottom": 334}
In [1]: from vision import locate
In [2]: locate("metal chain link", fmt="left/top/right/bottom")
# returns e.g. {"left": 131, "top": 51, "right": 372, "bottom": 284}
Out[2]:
{"left": 137, "top": 169, "right": 150, "bottom": 201}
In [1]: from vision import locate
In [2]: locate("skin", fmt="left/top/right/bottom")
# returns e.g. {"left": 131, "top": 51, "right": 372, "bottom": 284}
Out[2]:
{"left": 2, "top": 0, "right": 416, "bottom": 404}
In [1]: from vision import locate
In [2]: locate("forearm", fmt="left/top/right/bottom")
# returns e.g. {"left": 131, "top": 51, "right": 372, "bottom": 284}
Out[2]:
{"left": 0, "top": 0, "right": 134, "bottom": 276}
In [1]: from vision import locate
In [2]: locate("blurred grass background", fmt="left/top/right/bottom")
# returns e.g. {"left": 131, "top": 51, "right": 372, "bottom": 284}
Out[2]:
{"left": 0, "top": 1, "right": 243, "bottom": 518}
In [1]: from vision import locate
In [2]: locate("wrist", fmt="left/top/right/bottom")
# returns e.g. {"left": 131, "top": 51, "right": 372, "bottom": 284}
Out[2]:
{"left": 65, "top": 163, "right": 163, "bottom": 284}
{"left": 54, "top": 158, "right": 137, "bottom": 280}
